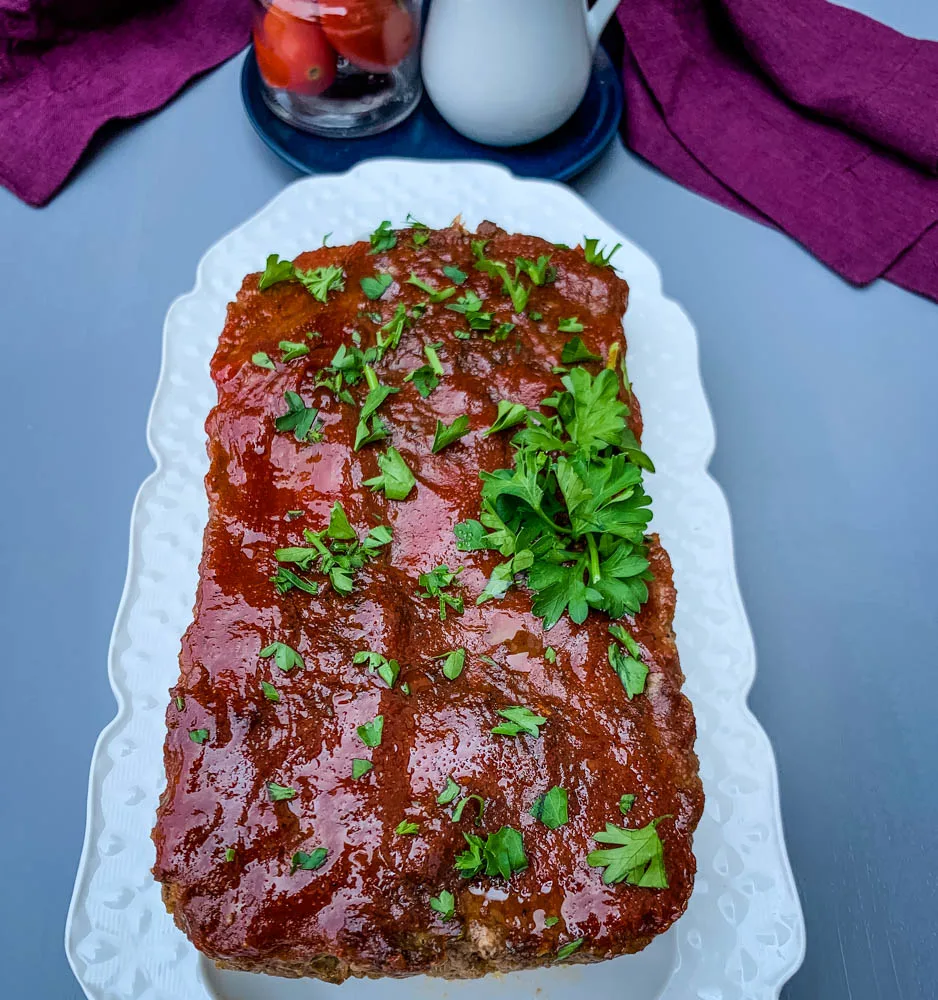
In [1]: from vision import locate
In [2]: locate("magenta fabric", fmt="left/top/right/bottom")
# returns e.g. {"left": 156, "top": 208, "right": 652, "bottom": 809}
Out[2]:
{"left": 617, "top": 0, "right": 938, "bottom": 303}
{"left": 0, "top": 0, "right": 254, "bottom": 206}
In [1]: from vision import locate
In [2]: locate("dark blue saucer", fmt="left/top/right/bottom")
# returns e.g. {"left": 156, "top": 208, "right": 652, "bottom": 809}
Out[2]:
{"left": 241, "top": 47, "right": 623, "bottom": 182}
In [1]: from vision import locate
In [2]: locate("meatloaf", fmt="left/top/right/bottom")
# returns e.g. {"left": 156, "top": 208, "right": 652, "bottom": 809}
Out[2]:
{"left": 151, "top": 220, "right": 702, "bottom": 982}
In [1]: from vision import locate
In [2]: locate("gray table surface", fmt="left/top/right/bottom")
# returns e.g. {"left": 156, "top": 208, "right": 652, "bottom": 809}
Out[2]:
{"left": 2, "top": 2, "right": 937, "bottom": 997}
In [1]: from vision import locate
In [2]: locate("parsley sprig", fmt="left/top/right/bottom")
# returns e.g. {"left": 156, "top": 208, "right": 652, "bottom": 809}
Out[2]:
{"left": 417, "top": 564, "right": 464, "bottom": 620}
{"left": 274, "top": 502, "right": 391, "bottom": 596}
{"left": 354, "top": 649, "right": 400, "bottom": 688}
{"left": 455, "top": 365, "right": 656, "bottom": 630}
{"left": 587, "top": 817, "right": 669, "bottom": 888}
{"left": 455, "top": 826, "right": 527, "bottom": 880}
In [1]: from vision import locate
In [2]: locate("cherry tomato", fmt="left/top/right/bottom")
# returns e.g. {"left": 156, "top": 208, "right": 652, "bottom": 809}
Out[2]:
{"left": 320, "top": 0, "right": 415, "bottom": 74}
{"left": 254, "top": 6, "right": 337, "bottom": 96}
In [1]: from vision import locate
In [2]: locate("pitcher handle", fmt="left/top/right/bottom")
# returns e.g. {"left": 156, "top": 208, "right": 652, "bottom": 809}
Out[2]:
{"left": 586, "top": 0, "right": 620, "bottom": 50}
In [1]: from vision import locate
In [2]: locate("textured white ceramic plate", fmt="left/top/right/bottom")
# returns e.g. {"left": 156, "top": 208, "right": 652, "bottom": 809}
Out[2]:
{"left": 66, "top": 159, "right": 805, "bottom": 1000}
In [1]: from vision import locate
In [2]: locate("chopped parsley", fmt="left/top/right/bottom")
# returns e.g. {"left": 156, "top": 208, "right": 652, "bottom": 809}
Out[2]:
{"left": 395, "top": 820, "right": 420, "bottom": 836}
{"left": 406, "top": 273, "right": 456, "bottom": 303}
{"left": 260, "top": 641, "right": 304, "bottom": 672}
{"left": 587, "top": 818, "right": 668, "bottom": 887}
{"left": 528, "top": 310, "right": 543, "bottom": 321}
{"left": 352, "top": 758, "right": 373, "bottom": 779}
{"left": 558, "top": 317, "right": 584, "bottom": 334}
{"left": 608, "top": 624, "right": 648, "bottom": 699}
{"left": 188, "top": 728, "right": 209, "bottom": 745}
{"left": 474, "top": 249, "right": 531, "bottom": 313}
{"left": 291, "top": 847, "right": 328, "bottom": 873}
{"left": 252, "top": 351, "right": 275, "bottom": 370}
{"left": 430, "top": 889, "right": 455, "bottom": 921}
{"left": 363, "top": 447, "right": 416, "bottom": 500}
{"left": 443, "top": 265, "right": 467, "bottom": 284}
{"left": 354, "top": 650, "right": 400, "bottom": 688}
{"left": 355, "top": 365, "right": 398, "bottom": 450}
{"left": 545, "top": 646, "right": 557, "bottom": 663}
{"left": 406, "top": 213, "right": 429, "bottom": 246}
{"left": 267, "top": 781, "right": 297, "bottom": 802}
{"left": 417, "top": 564, "right": 464, "bottom": 620}
{"left": 583, "top": 237, "right": 621, "bottom": 268}
{"left": 455, "top": 826, "right": 527, "bottom": 880}
{"left": 455, "top": 365, "right": 655, "bottom": 629}
{"left": 446, "top": 290, "right": 492, "bottom": 330}
{"left": 360, "top": 272, "right": 393, "bottom": 300}
{"left": 357, "top": 714, "right": 384, "bottom": 748}
{"left": 556, "top": 938, "right": 585, "bottom": 961}
{"left": 270, "top": 566, "right": 319, "bottom": 596}
{"left": 279, "top": 340, "right": 309, "bottom": 362}
{"left": 174, "top": 695, "right": 185, "bottom": 711}
{"left": 530, "top": 786, "right": 568, "bottom": 829}
{"left": 515, "top": 255, "right": 556, "bottom": 286}
{"left": 285, "top": 509, "right": 304, "bottom": 519}
{"left": 295, "top": 264, "right": 345, "bottom": 302}
{"left": 261, "top": 680, "right": 280, "bottom": 703}
{"left": 274, "top": 391, "right": 323, "bottom": 443}
{"left": 619, "top": 793, "right": 636, "bottom": 814}
{"left": 369, "top": 220, "right": 397, "bottom": 254}
{"left": 432, "top": 415, "right": 470, "bottom": 453}
{"left": 437, "top": 776, "right": 461, "bottom": 805}
{"left": 484, "top": 321, "right": 516, "bottom": 343}
{"left": 405, "top": 364, "right": 439, "bottom": 398}
{"left": 482, "top": 399, "right": 528, "bottom": 437}
{"left": 259, "top": 253, "right": 297, "bottom": 289}
{"left": 560, "top": 336, "right": 601, "bottom": 364}
{"left": 434, "top": 648, "right": 466, "bottom": 681}
{"left": 224, "top": 847, "right": 236, "bottom": 863}
{"left": 544, "top": 916, "right": 560, "bottom": 928}
{"left": 274, "top": 502, "right": 392, "bottom": 595}
{"left": 316, "top": 342, "right": 373, "bottom": 404}
{"left": 451, "top": 794, "right": 485, "bottom": 825}
{"left": 491, "top": 705, "right": 547, "bottom": 738}
{"left": 400, "top": 682, "right": 411, "bottom": 695}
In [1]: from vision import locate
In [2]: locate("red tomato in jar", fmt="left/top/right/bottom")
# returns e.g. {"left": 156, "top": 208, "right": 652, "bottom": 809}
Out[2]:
{"left": 254, "top": 6, "right": 337, "bottom": 95}
{"left": 320, "top": 0, "right": 415, "bottom": 74}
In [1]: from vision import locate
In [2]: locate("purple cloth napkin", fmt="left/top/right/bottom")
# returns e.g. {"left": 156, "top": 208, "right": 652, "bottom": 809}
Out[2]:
{"left": 0, "top": 0, "right": 254, "bottom": 206}
{"left": 617, "top": 0, "right": 938, "bottom": 304}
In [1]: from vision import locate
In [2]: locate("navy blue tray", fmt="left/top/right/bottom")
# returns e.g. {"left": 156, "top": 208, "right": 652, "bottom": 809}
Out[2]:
{"left": 241, "top": 47, "right": 623, "bottom": 182}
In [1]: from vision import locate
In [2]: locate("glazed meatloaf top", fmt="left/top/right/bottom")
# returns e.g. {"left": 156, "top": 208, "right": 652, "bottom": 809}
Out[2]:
{"left": 151, "top": 221, "right": 702, "bottom": 983}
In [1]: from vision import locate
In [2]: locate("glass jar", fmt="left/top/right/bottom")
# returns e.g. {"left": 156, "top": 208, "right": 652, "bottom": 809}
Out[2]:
{"left": 252, "top": 0, "right": 422, "bottom": 138}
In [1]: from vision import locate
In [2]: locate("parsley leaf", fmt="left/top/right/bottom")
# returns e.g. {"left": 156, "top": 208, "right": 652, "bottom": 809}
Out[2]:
{"left": 583, "top": 237, "right": 622, "bottom": 268}
{"left": 258, "top": 253, "right": 296, "bottom": 290}
{"left": 455, "top": 826, "right": 527, "bottom": 880}
{"left": 260, "top": 641, "right": 304, "bottom": 672}
{"left": 483, "top": 400, "right": 529, "bottom": 437}
{"left": 451, "top": 793, "right": 485, "bottom": 825}
{"left": 544, "top": 916, "right": 559, "bottom": 928}
{"left": 474, "top": 249, "right": 531, "bottom": 312}
{"left": 364, "top": 447, "right": 416, "bottom": 500}
{"left": 354, "top": 649, "right": 400, "bottom": 688}
{"left": 587, "top": 818, "right": 669, "bottom": 887}
{"left": 446, "top": 290, "right": 492, "bottom": 330}
{"left": 405, "top": 214, "right": 429, "bottom": 245}
{"left": 491, "top": 705, "right": 547, "bottom": 738}
{"left": 174, "top": 695, "right": 185, "bottom": 711}
{"left": 417, "top": 564, "right": 464, "bottom": 620}
{"left": 357, "top": 714, "right": 384, "bottom": 748}
{"left": 396, "top": 820, "right": 420, "bottom": 835}
{"left": 295, "top": 264, "right": 345, "bottom": 302}
{"left": 224, "top": 847, "right": 236, "bottom": 863}
{"left": 515, "top": 255, "right": 556, "bottom": 286}
{"left": 545, "top": 646, "right": 557, "bottom": 663}
{"left": 558, "top": 317, "right": 584, "bottom": 333}
{"left": 267, "top": 781, "right": 297, "bottom": 802}
{"left": 270, "top": 566, "right": 319, "bottom": 596}
{"left": 443, "top": 265, "right": 467, "bottom": 284}
{"left": 528, "top": 311, "right": 543, "bottom": 321}
{"left": 561, "top": 336, "right": 601, "bottom": 363}
{"left": 608, "top": 625, "right": 648, "bottom": 699}
{"left": 291, "top": 848, "right": 328, "bottom": 873}
{"left": 432, "top": 415, "right": 470, "bottom": 453}
{"left": 556, "top": 939, "right": 584, "bottom": 961}
{"left": 279, "top": 340, "right": 310, "bottom": 362}
{"left": 407, "top": 272, "right": 456, "bottom": 302}
{"left": 352, "top": 758, "right": 373, "bottom": 779}
{"left": 261, "top": 680, "right": 280, "bottom": 703}
{"left": 430, "top": 889, "right": 455, "bottom": 921}
{"left": 369, "top": 220, "right": 397, "bottom": 253}
{"left": 437, "top": 777, "right": 461, "bottom": 805}
{"left": 434, "top": 647, "right": 466, "bottom": 681}
{"left": 189, "top": 728, "right": 209, "bottom": 745}
{"left": 274, "top": 391, "right": 323, "bottom": 443}
{"left": 619, "top": 793, "right": 636, "bottom": 815}
{"left": 530, "top": 786, "right": 568, "bottom": 829}
{"left": 252, "top": 351, "right": 275, "bottom": 370}
{"left": 484, "top": 321, "right": 516, "bottom": 343}
{"left": 355, "top": 365, "right": 399, "bottom": 450}
{"left": 360, "top": 273, "right": 393, "bottom": 300}
{"left": 404, "top": 364, "right": 439, "bottom": 398}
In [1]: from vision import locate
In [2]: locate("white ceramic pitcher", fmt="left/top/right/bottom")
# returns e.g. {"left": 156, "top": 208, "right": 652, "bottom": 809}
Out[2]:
{"left": 421, "top": 0, "right": 620, "bottom": 146}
